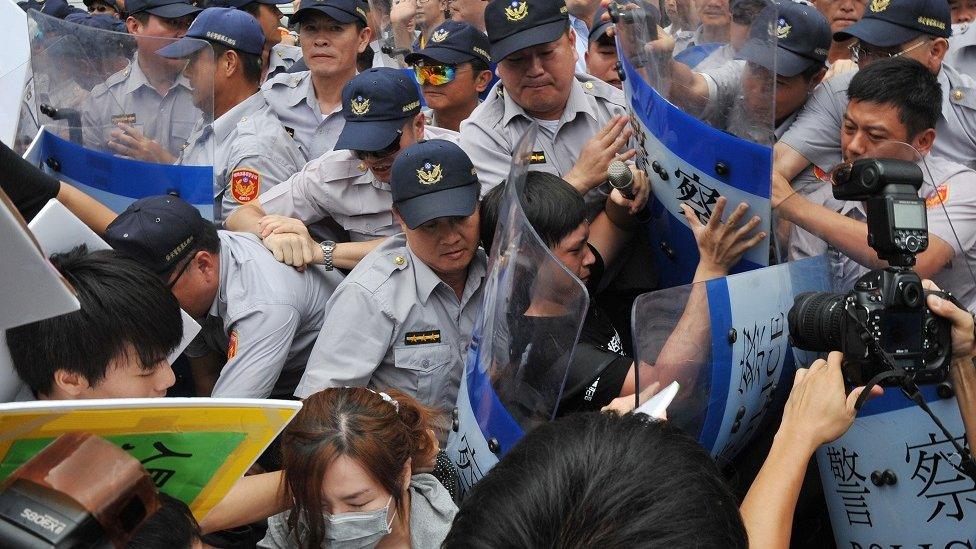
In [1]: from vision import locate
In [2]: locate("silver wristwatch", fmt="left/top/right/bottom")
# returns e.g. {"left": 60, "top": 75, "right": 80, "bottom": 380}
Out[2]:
{"left": 319, "top": 240, "right": 336, "bottom": 271}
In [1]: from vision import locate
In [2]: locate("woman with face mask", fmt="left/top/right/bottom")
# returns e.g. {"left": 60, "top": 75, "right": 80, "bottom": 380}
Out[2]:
{"left": 201, "top": 387, "right": 458, "bottom": 548}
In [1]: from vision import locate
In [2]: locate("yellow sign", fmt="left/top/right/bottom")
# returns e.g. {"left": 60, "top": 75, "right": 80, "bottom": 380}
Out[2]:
{"left": 0, "top": 398, "right": 300, "bottom": 521}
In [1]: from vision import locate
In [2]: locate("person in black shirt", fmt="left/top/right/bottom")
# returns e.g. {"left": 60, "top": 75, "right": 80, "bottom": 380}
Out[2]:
{"left": 480, "top": 171, "right": 766, "bottom": 414}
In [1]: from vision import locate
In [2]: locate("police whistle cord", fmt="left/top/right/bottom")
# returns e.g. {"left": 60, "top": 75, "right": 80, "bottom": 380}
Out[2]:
{"left": 851, "top": 314, "right": 976, "bottom": 481}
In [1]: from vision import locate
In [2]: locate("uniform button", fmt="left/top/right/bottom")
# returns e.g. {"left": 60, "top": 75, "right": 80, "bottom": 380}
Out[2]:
{"left": 953, "top": 89, "right": 964, "bottom": 101}
{"left": 240, "top": 116, "right": 248, "bottom": 122}
{"left": 584, "top": 82, "right": 594, "bottom": 90}
{"left": 366, "top": 223, "right": 372, "bottom": 230}
{"left": 422, "top": 359, "right": 430, "bottom": 367}
{"left": 394, "top": 256, "right": 406, "bottom": 266}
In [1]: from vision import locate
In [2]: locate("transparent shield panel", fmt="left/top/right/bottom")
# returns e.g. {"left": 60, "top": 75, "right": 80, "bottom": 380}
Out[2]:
{"left": 457, "top": 123, "right": 590, "bottom": 457}
{"left": 631, "top": 255, "right": 832, "bottom": 465}
{"left": 613, "top": 0, "right": 776, "bottom": 288}
{"left": 18, "top": 11, "right": 215, "bottom": 217}
{"left": 368, "top": 0, "right": 430, "bottom": 67}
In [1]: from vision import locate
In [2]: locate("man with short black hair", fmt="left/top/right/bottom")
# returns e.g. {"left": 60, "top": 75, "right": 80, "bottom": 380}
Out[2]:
{"left": 406, "top": 20, "right": 494, "bottom": 132}
{"left": 159, "top": 7, "right": 305, "bottom": 223}
{"left": 776, "top": 58, "right": 976, "bottom": 310}
{"left": 104, "top": 195, "right": 342, "bottom": 398}
{"left": 6, "top": 246, "right": 182, "bottom": 400}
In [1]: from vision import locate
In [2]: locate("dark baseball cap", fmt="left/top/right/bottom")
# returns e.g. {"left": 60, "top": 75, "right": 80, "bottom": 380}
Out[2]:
{"left": 156, "top": 7, "right": 265, "bottom": 58}
{"left": 834, "top": 0, "right": 950, "bottom": 47}
{"left": 41, "top": 0, "right": 85, "bottom": 18}
{"left": 391, "top": 140, "right": 480, "bottom": 229}
{"left": 66, "top": 12, "right": 127, "bottom": 32}
{"left": 334, "top": 68, "right": 423, "bottom": 152}
{"left": 126, "top": 0, "right": 201, "bottom": 19}
{"left": 405, "top": 20, "right": 492, "bottom": 66}
{"left": 737, "top": 1, "right": 830, "bottom": 77}
{"left": 485, "top": 0, "right": 570, "bottom": 62}
{"left": 589, "top": 1, "right": 659, "bottom": 43}
{"left": 291, "top": 0, "right": 368, "bottom": 25}
{"left": 207, "top": 0, "right": 291, "bottom": 8}
{"left": 104, "top": 196, "right": 211, "bottom": 276}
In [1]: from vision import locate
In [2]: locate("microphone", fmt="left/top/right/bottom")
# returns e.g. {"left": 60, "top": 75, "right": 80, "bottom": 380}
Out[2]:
{"left": 607, "top": 160, "right": 635, "bottom": 199}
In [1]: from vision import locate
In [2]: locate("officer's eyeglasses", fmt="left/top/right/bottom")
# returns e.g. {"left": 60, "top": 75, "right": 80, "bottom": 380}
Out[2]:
{"left": 414, "top": 63, "right": 470, "bottom": 86}
{"left": 354, "top": 131, "right": 403, "bottom": 161}
{"left": 848, "top": 38, "right": 928, "bottom": 64}
{"left": 165, "top": 252, "right": 196, "bottom": 290}
{"left": 89, "top": 4, "right": 114, "bottom": 13}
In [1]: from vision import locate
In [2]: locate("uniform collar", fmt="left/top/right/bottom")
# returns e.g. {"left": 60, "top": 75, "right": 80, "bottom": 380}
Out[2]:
{"left": 501, "top": 76, "right": 594, "bottom": 128}
{"left": 213, "top": 92, "right": 267, "bottom": 142}
{"left": 407, "top": 243, "right": 488, "bottom": 306}
{"left": 123, "top": 53, "right": 193, "bottom": 96}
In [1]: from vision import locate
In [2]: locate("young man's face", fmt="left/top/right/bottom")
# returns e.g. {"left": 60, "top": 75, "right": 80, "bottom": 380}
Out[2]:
{"left": 400, "top": 209, "right": 481, "bottom": 281}
{"left": 812, "top": 0, "right": 865, "bottom": 34}
{"left": 585, "top": 38, "right": 622, "bottom": 89}
{"left": 840, "top": 99, "right": 912, "bottom": 162}
{"left": 417, "top": 61, "right": 491, "bottom": 111}
{"left": 551, "top": 222, "right": 595, "bottom": 283}
{"left": 298, "top": 13, "right": 371, "bottom": 78}
{"left": 497, "top": 32, "right": 578, "bottom": 120}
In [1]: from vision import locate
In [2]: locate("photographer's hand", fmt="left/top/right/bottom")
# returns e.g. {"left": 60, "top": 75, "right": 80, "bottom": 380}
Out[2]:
{"left": 923, "top": 280, "right": 976, "bottom": 461}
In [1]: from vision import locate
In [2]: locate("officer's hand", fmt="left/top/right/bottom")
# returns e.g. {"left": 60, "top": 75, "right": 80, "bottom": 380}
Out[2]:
{"left": 609, "top": 164, "right": 650, "bottom": 214}
{"left": 257, "top": 214, "right": 310, "bottom": 240}
{"left": 683, "top": 197, "right": 765, "bottom": 278}
{"left": 390, "top": 0, "right": 417, "bottom": 32}
{"left": 565, "top": 115, "right": 636, "bottom": 193}
{"left": 263, "top": 232, "right": 318, "bottom": 269}
{"left": 824, "top": 59, "right": 857, "bottom": 81}
{"left": 923, "top": 279, "right": 976, "bottom": 359}
{"left": 780, "top": 351, "right": 883, "bottom": 454}
{"left": 107, "top": 123, "right": 176, "bottom": 164}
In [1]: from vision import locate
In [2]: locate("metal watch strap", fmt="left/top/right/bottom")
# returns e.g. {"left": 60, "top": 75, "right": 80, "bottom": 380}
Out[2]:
{"left": 320, "top": 240, "right": 336, "bottom": 271}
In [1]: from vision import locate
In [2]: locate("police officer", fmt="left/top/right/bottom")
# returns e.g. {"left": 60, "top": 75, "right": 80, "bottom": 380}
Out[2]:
{"left": 84, "top": 0, "right": 122, "bottom": 18}
{"left": 461, "top": 0, "right": 646, "bottom": 213}
{"left": 947, "top": 4, "right": 976, "bottom": 75}
{"left": 206, "top": 0, "right": 298, "bottom": 81}
{"left": 585, "top": 3, "right": 658, "bottom": 89}
{"left": 157, "top": 7, "right": 305, "bottom": 223}
{"left": 405, "top": 20, "right": 494, "bottom": 132}
{"left": 773, "top": 0, "right": 976, "bottom": 196}
{"left": 811, "top": 0, "right": 866, "bottom": 63}
{"left": 295, "top": 140, "right": 485, "bottom": 441}
{"left": 81, "top": 0, "right": 202, "bottom": 158}
{"left": 224, "top": 67, "right": 459, "bottom": 268}
{"left": 104, "top": 195, "right": 343, "bottom": 398}
{"left": 262, "top": 0, "right": 372, "bottom": 160}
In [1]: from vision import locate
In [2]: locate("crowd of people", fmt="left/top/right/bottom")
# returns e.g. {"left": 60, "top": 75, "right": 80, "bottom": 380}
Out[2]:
{"left": 4, "top": 0, "right": 976, "bottom": 546}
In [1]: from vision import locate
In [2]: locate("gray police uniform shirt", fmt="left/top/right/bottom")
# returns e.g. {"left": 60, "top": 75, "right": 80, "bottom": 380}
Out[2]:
{"left": 791, "top": 155, "right": 976, "bottom": 311}
{"left": 948, "top": 23, "right": 976, "bottom": 80}
{"left": 460, "top": 73, "right": 626, "bottom": 209}
{"left": 185, "top": 231, "right": 344, "bottom": 398}
{"left": 266, "top": 43, "right": 302, "bottom": 82}
{"left": 177, "top": 92, "right": 305, "bottom": 224}
{"left": 257, "top": 126, "right": 459, "bottom": 242}
{"left": 262, "top": 69, "right": 346, "bottom": 161}
{"left": 81, "top": 54, "right": 199, "bottom": 156}
{"left": 666, "top": 24, "right": 696, "bottom": 56}
{"left": 779, "top": 64, "right": 976, "bottom": 171}
{"left": 295, "top": 234, "right": 487, "bottom": 437}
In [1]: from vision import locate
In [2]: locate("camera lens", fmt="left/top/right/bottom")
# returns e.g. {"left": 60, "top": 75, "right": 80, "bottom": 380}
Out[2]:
{"left": 900, "top": 281, "right": 923, "bottom": 308}
{"left": 787, "top": 292, "right": 848, "bottom": 351}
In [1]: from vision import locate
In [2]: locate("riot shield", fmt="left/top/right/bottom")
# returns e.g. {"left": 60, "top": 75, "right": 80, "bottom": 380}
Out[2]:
{"left": 613, "top": 0, "right": 776, "bottom": 288}
{"left": 446, "top": 124, "right": 590, "bottom": 498}
{"left": 790, "top": 142, "right": 976, "bottom": 546}
{"left": 368, "top": 0, "right": 428, "bottom": 68}
{"left": 630, "top": 255, "right": 832, "bottom": 465}
{"left": 0, "top": 1, "right": 29, "bottom": 148}
{"left": 16, "top": 12, "right": 215, "bottom": 218}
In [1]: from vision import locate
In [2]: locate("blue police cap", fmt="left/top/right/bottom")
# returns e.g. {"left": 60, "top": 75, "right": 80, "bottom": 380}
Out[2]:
{"left": 40, "top": 0, "right": 86, "bottom": 18}
{"left": 65, "top": 12, "right": 127, "bottom": 32}
{"left": 126, "top": 0, "right": 201, "bottom": 19}
{"left": 207, "top": 0, "right": 291, "bottom": 8}
{"left": 834, "top": 0, "right": 950, "bottom": 47}
{"left": 334, "top": 68, "right": 423, "bottom": 153}
{"left": 485, "top": 0, "right": 570, "bottom": 62}
{"left": 737, "top": 1, "right": 831, "bottom": 77}
{"left": 405, "top": 20, "right": 491, "bottom": 66}
{"left": 391, "top": 140, "right": 480, "bottom": 230}
{"left": 156, "top": 7, "right": 265, "bottom": 58}
{"left": 291, "top": 0, "right": 368, "bottom": 26}
{"left": 104, "top": 196, "right": 210, "bottom": 276}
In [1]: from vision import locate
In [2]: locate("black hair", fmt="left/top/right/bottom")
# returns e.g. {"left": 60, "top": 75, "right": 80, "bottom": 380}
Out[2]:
{"left": 444, "top": 412, "right": 748, "bottom": 548}
{"left": 125, "top": 494, "right": 200, "bottom": 549}
{"left": 480, "top": 171, "right": 586, "bottom": 253}
{"left": 130, "top": 12, "right": 150, "bottom": 24}
{"left": 196, "top": 220, "right": 221, "bottom": 254}
{"left": 5, "top": 246, "right": 183, "bottom": 397}
{"left": 210, "top": 42, "right": 263, "bottom": 85}
{"left": 846, "top": 57, "right": 941, "bottom": 139}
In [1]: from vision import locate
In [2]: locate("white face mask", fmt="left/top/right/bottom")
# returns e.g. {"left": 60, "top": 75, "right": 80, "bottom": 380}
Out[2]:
{"left": 322, "top": 496, "right": 397, "bottom": 549}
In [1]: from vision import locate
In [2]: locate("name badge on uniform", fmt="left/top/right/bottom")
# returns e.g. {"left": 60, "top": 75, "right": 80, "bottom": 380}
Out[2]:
{"left": 405, "top": 330, "right": 441, "bottom": 345}
{"left": 111, "top": 113, "right": 137, "bottom": 125}
{"left": 530, "top": 151, "right": 547, "bottom": 165}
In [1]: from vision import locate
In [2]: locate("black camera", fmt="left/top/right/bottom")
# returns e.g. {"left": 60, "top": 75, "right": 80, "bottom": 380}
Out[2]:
{"left": 787, "top": 158, "right": 953, "bottom": 386}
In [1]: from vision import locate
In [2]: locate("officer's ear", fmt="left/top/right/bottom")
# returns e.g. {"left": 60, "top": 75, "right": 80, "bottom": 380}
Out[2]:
{"left": 474, "top": 68, "right": 494, "bottom": 93}
{"left": 911, "top": 127, "right": 937, "bottom": 156}
{"left": 190, "top": 250, "right": 219, "bottom": 284}
{"left": 221, "top": 49, "right": 241, "bottom": 78}
{"left": 567, "top": 28, "right": 579, "bottom": 64}
{"left": 411, "top": 111, "right": 426, "bottom": 139}
{"left": 356, "top": 23, "right": 373, "bottom": 54}
{"left": 125, "top": 15, "right": 142, "bottom": 34}
{"left": 927, "top": 37, "right": 949, "bottom": 69}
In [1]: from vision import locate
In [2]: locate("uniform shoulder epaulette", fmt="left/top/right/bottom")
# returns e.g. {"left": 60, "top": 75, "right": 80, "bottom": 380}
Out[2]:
{"left": 90, "top": 66, "right": 129, "bottom": 96}
{"left": 355, "top": 249, "right": 410, "bottom": 293}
